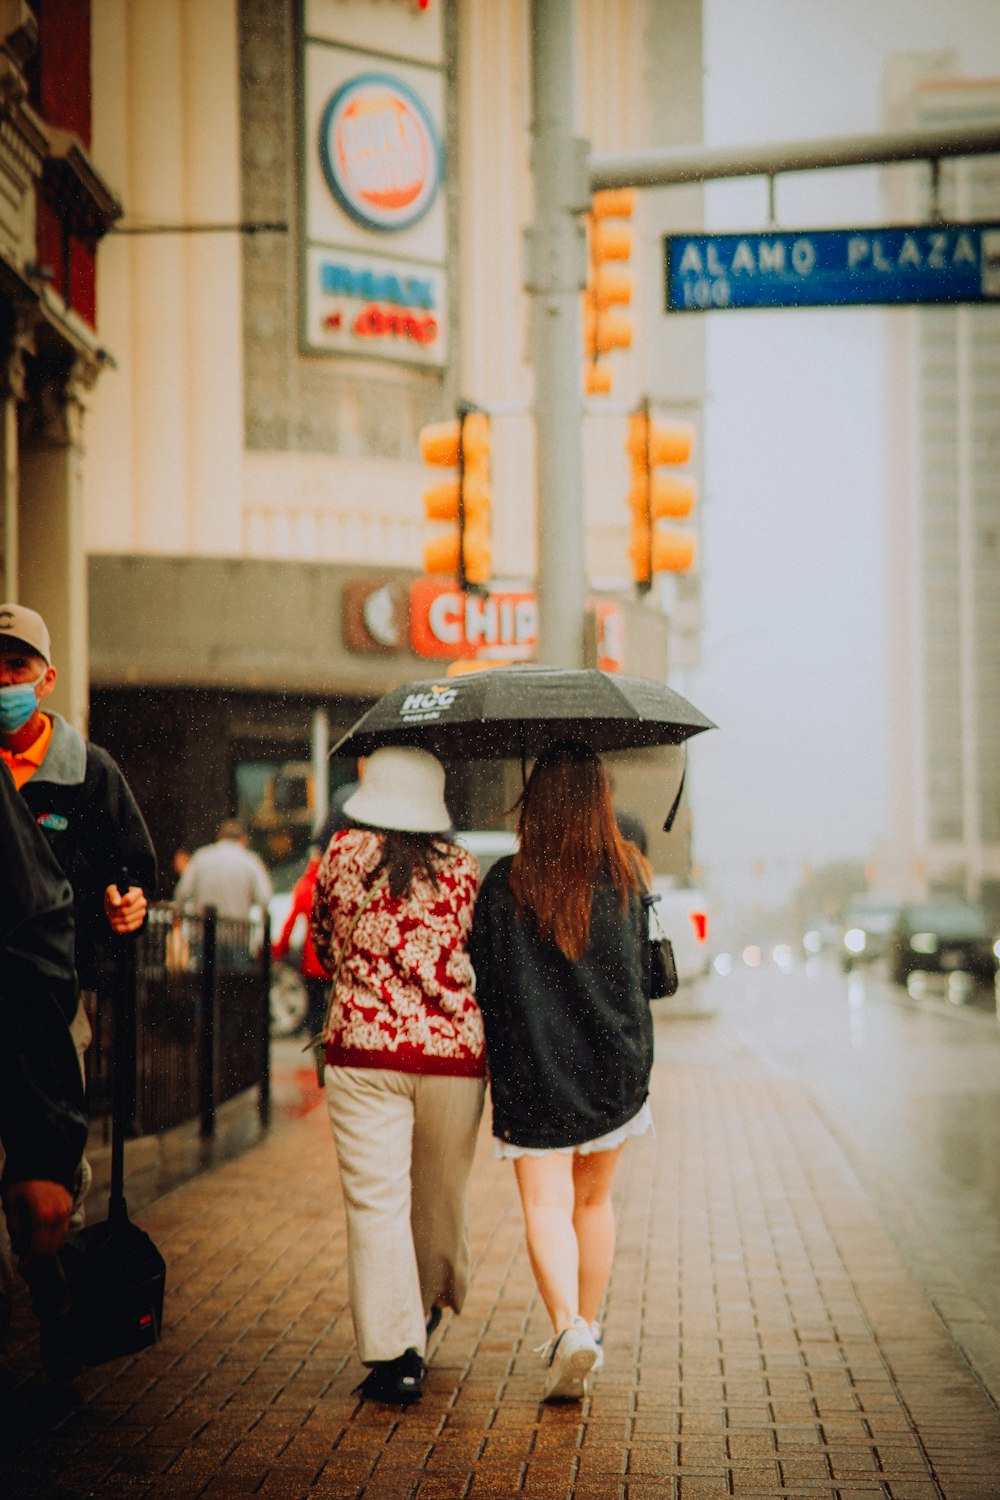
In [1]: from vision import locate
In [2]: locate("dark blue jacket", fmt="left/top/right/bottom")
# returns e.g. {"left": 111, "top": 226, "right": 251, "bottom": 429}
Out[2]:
{"left": 19, "top": 714, "right": 157, "bottom": 987}
{"left": 1, "top": 764, "right": 87, "bottom": 1192}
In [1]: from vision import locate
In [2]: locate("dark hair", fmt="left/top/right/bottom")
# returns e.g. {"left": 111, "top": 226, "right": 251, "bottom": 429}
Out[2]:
{"left": 375, "top": 830, "right": 457, "bottom": 901}
{"left": 509, "top": 740, "right": 649, "bottom": 961}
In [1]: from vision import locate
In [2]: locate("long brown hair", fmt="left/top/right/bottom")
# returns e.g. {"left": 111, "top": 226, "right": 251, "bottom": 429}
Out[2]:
{"left": 509, "top": 740, "right": 650, "bottom": 961}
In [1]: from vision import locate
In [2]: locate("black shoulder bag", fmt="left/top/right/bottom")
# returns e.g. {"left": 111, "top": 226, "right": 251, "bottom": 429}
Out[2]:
{"left": 642, "top": 892, "right": 678, "bottom": 999}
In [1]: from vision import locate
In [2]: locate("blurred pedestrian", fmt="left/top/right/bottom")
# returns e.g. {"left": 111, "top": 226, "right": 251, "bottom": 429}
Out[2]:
{"left": 608, "top": 773, "right": 649, "bottom": 856}
{"left": 310, "top": 747, "right": 485, "bottom": 1403}
{"left": 469, "top": 740, "right": 655, "bottom": 1401}
{"left": 312, "top": 760, "right": 366, "bottom": 852}
{"left": 174, "top": 818, "right": 272, "bottom": 919}
{"left": 0, "top": 762, "right": 87, "bottom": 1385}
{"left": 271, "top": 844, "right": 330, "bottom": 1036}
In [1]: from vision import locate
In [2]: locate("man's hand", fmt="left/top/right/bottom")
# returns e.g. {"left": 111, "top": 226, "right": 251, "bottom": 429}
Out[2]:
{"left": 104, "top": 884, "right": 147, "bottom": 933}
{"left": 5, "top": 1180, "right": 73, "bottom": 1258}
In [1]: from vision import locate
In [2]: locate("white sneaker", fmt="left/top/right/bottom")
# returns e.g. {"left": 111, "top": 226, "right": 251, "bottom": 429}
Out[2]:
{"left": 538, "top": 1317, "right": 598, "bottom": 1400}
{"left": 589, "top": 1321, "right": 604, "bottom": 1372}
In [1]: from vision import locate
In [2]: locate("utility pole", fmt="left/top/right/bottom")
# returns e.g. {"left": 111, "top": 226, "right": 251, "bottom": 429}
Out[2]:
{"left": 526, "top": 0, "right": 589, "bottom": 668}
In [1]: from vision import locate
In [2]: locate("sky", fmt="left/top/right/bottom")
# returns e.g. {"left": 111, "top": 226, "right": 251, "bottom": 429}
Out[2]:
{"left": 685, "top": 0, "right": 1000, "bottom": 910}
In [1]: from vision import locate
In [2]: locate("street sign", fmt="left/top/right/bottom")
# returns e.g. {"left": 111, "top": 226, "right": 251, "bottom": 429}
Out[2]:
{"left": 665, "top": 222, "right": 1000, "bottom": 312}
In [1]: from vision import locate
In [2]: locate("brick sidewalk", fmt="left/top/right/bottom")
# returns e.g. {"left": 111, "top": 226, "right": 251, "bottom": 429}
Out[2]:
{"left": 3, "top": 1013, "right": 1000, "bottom": 1498}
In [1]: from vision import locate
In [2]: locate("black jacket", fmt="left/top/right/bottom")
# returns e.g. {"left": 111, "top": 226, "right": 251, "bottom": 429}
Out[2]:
{"left": 19, "top": 714, "right": 157, "bottom": 988}
{"left": 1, "top": 765, "right": 87, "bottom": 1192}
{"left": 469, "top": 856, "right": 653, "bottom": 1150}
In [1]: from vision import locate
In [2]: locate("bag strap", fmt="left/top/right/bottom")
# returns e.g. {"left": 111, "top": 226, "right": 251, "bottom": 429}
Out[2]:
{"left": 641, "top": 888, "right": 667, "bottom": 941}
{"left": 309, "top": 869, "right": 389, "bottom": 1047}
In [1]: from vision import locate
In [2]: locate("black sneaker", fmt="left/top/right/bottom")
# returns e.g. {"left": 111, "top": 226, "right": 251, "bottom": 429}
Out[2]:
{"left": 356, "top": 1348, "right": 424, "bottom": 1403}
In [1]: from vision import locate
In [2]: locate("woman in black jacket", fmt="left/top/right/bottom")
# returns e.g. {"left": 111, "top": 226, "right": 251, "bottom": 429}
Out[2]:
{"left": 469, "top": 740, "right": 653, "bottom": 1401}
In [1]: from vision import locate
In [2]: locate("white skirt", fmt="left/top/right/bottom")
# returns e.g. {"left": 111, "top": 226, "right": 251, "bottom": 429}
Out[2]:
{"left": 493, "top": 1098, "right": 654, "bottom": 1160}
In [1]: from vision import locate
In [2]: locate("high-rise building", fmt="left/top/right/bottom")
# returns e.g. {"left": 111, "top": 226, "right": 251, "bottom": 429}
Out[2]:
{"left": 883, "top": 56, "right": 1000, "bottom": 911}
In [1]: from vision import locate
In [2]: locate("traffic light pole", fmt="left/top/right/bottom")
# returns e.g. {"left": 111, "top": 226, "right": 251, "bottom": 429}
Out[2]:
{"left": 588, "top": 121, "right": 1000, "bottom": 194}
{"left": 527, "top": 0, "right": 589, "bottom": 668}
{"left": 455, "top": 403, "right": 468, "bottom": 594}
{"left": 524, "top": 15, "right": 1000, "bottom": 668}
{"left": 637, "top": 396, "right": 653, "bottom": 597}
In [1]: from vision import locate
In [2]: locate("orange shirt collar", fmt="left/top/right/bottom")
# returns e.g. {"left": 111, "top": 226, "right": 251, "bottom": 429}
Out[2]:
{"left": 0, "top": 712, "right": 53, "bottom": 788}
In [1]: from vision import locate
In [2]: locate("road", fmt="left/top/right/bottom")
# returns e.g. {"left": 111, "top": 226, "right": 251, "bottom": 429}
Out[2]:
{"left": 689, "top": 953, "right": 1000, "bottom": 1376}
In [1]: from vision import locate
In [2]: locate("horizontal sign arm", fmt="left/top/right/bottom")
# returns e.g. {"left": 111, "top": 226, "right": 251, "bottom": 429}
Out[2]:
{"left": 590, "top": 121, "right": 1000, "bottom": 193}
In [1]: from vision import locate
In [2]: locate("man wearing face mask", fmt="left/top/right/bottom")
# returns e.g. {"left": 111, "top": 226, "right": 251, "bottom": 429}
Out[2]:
{"left": 0, "top": 603, "right": 157, "bottom": 1378}
{"left": 0, "top": 605, "right": 157, "bottom": 968}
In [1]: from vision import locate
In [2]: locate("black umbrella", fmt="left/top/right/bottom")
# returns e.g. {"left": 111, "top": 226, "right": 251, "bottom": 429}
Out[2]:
{"left": 330, "top": 665, "right": 715, "bottom": 762}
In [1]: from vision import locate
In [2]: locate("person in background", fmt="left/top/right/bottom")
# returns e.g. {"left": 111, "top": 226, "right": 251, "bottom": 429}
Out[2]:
{"left": 174, "top": 818, "right": 272, "bottom": 920}
{"left": 311, "top": 760, "right": 366, "bottom": 853}
{"left": 0, "top": 762, "right": 88, "bottom": 1386}
{"left": 469, "top": 740, "right": 655, "bottom": 1401}
{"left": 310, "top": 747, "right": 485, "bottom": 1404}
{"left": 608, "top": 772, "right": 649, "bottom": 857}
{"left": 271, "top": 844, "right": 330, "bottom": 1038}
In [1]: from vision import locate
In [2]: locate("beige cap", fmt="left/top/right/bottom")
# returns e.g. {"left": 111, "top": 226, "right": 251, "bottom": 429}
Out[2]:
{"left": 0, "top": 603, "right": 51, "bottom": 663}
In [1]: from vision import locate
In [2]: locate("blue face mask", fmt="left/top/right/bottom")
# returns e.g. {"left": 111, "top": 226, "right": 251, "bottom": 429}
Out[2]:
{"left": 0, "top": 669, "right": 46, "bottom": 733}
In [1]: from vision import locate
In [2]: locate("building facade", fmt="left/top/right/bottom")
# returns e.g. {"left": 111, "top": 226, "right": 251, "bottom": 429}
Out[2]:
{"left": 0, "top": 0, "right": 119, "bottom": 729}
{"left": 81, "top": 0, "right": 706, "bottom": 880}
{"left": 883, "top": 57, "right": 1000, "bottom": 911}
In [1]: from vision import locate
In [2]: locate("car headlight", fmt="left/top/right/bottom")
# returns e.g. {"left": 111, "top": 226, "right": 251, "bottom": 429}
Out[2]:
{"left": 909, "top": 932, "right": 939, "bottom": 954}
{"left": 843, "top": 928, "right": 866, "bottom": 954}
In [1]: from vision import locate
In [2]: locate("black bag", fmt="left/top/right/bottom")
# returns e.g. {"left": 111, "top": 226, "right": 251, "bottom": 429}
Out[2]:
{"left": 57, "top": 923, "right": 166, "bottom": 1371}
{"left": 59, "top": 1213, "right": 165, "bottom": 1365}
{"left": 643, "top": 894, "right": 679, "bottom": 999}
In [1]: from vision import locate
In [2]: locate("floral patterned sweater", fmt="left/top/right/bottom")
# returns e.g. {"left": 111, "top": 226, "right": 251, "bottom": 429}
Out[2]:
{"left": 310, "top": 827, "right": 486, "bottom": 1077}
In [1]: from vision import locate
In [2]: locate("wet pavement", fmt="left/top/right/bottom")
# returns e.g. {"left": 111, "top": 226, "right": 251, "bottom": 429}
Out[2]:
{"left": 713, "top": 956, "right": 1000, "bottom": 1373}
{"left": 2, "top": 991, "right": 1000, "bottom": 1498}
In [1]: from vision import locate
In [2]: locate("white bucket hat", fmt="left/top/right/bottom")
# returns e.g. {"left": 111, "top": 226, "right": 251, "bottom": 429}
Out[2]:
{"left": 342, "top": 746, "right": 451, "bottom": 833}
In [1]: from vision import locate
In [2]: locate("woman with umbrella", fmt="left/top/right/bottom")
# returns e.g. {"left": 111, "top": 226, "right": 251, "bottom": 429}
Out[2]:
{"left": 469, "top": 739, "right": 655, "bottom": 1401}
{"left": 310, "top": 746, "right": 486, "bottom": 1404}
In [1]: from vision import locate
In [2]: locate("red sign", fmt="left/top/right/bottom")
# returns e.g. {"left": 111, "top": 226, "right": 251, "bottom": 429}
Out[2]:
{"left": 409, "top": 579, "right": 625, "bottom": 671}
{"left": 410, "top": 580, "right": 537, "bottom": 660}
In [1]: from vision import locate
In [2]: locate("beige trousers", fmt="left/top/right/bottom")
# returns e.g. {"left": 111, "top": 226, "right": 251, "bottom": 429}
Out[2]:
{"left": 325, "top": 1065, "right": 485, "bottom": 1366}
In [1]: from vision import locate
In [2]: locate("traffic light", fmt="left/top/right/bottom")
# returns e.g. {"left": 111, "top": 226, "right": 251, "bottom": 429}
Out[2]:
{"left": 583, "top": 189, "right": 634, "bottom": 396}
{"left": 421, "top": 407, "right": 491, "bottom": 588}
{"left": 626, "top": 401, "right": 696, "bottom": 592}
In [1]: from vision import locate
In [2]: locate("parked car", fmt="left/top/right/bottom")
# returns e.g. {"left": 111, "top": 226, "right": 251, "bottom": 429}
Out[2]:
{"left": 888, "top": 901, "right": 999, "bottom": 990}
{"left": 840, "top": 894, "right": 902, "bottom": 971}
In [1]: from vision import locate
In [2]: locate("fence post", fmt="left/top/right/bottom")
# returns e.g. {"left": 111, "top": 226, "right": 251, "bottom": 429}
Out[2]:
{"left": 259, "top": 910, "right": 271, "bottom": 1128}
{"left": 199, "top": 907, "right": 217, "bottom": 1139}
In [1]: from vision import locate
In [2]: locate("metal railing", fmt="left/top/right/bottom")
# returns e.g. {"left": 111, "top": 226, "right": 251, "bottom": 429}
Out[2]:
{"left": 87, "top": 903, "right": 271, "bottom": 1143}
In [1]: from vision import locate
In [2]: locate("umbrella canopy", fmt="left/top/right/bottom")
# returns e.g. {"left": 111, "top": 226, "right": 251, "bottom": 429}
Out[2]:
{"left": 330, "top": 666, "right": 715, "bottom": 762}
